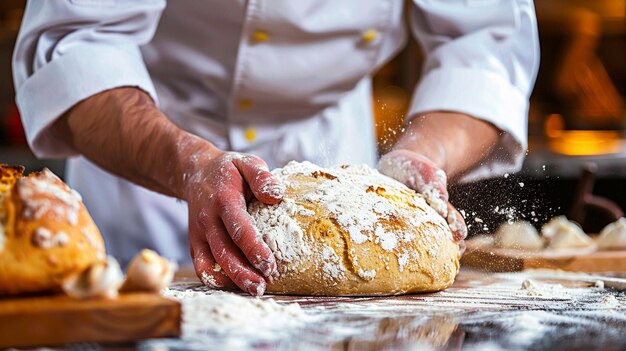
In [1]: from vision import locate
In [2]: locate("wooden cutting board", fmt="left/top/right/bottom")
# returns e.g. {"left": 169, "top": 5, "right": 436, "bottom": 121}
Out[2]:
{"left": 0, "top": 292, "right": 180, "bottom": 348}
{"left": 461, "top": 237, "right": 626, "bottom": 273}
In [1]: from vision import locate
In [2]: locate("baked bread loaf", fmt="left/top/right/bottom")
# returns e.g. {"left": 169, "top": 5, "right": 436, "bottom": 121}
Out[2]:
{"left": 0, "top": 165, "right": 106, "bottom": 295}
{"left": 249, "top": 161, "right": 460, "bottom": 296}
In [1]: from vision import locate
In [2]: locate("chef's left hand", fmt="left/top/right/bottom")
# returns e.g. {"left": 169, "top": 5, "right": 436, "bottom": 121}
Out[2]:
{"left": 378, "top": 111, "right": 502, "bottom": 252}
{"left": 378, "top": 149, "right": 468, "bottom": 247}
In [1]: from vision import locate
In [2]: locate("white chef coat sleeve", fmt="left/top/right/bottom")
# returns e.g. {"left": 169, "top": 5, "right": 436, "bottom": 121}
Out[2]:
{"left": 12, "top": 0, "right": 165, "bottom": 158}
{"left": 408, "top": 0, "right": 539, "bottom": 181}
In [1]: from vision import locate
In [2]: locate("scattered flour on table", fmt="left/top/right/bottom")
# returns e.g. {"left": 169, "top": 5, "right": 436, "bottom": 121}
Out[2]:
{"left": 501, "top": 311, "right": 551, "bottom": 347}
{"left": 519, "top": 279, "right": 568, "bottom": 298}
{"left": 601, "top": 294, "right": 620, "bottom": 307}
{"left": 151, "top": 271, "right": 626, "bottom": 350}
{"left": 162, "top": 288, "right": 310, "bottom": 342}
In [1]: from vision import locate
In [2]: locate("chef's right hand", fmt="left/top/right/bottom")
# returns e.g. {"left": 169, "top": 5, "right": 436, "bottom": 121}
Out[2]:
{"left": 182, "top": 150, "right": 284, "bottom": 296}
{"left": 49, "top": 88, "right": 280, "bottom": 295}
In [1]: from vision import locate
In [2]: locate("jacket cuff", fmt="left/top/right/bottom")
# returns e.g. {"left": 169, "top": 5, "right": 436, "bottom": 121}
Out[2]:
{"left": 16, "top": 44, "right": 158, "bottom": 158}
{"left": 408, "top": 67, "right": 529, "bottom": 181}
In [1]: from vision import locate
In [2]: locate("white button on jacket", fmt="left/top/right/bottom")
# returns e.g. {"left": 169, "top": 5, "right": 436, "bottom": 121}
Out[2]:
{"left": 13, "top": 0, "right": 539, "bottom": 264}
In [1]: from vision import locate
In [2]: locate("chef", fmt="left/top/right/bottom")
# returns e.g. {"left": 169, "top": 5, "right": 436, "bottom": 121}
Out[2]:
{"left": 12, "top": 1, "right": 538, "bottom": 295}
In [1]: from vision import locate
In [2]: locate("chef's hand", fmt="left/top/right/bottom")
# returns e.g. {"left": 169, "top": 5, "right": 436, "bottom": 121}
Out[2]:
{"left": 378, "top": 149, "right": 467, "bottom": 246}
{"left": 379, "top": 111, "right": 502, "bottom": 251}
{"left": 184, "top": 150, "right": 284, "bottom": 296}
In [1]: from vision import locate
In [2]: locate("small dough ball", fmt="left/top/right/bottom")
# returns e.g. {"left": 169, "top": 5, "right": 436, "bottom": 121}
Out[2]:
{"left": 62, "top": 256, "right": 124, "bottom": 299}
{"left": 249, "top": 161, "right": 460, "bottom": 296}
{"left": 122, "top": 249, "right": 177, "bottom": 292}
{"left": 541, "top": 216, "right": 593, "bottom": 249}
{"left": 597, "top": 218, "right": 626, "bottom": 250}
{"left": 494, "top": 221, "right": 544, "bottom": 250}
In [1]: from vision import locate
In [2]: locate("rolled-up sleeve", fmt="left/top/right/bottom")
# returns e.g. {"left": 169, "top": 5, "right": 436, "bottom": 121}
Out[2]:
{"left": 12, "top": 0, "right": 165, "bottom": 158}
{"left": 409, "top": 0, "right": 539, "bottom": 181}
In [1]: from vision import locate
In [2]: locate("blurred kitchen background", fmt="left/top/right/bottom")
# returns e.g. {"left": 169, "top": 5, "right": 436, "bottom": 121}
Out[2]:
{"left": 0, "top": 1, "right": 625, "bottom": 234}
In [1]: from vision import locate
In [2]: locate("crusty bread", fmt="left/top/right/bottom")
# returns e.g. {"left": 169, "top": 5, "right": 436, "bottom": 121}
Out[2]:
{"left": 0, "top": 165, "right": 105, "bottom": 295}
{"left": 249, "top": 161, "right": 460, "bottom": 296}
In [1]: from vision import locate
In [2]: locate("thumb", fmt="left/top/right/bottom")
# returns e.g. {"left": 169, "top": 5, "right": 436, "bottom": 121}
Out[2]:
{"left": 231, "top": 154, "right": 285, "bottom": 204}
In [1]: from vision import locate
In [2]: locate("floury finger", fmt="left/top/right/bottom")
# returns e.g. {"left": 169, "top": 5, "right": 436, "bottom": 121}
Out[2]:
{"left": 378, "top": 150, "right": 449, "bottom": 217}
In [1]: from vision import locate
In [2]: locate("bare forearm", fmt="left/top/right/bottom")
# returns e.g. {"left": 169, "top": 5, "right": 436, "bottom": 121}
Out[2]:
{"left": 51, "top": 87, "right": 219, "bottom": 199}
{"left": 52, "top": 87, "right": 283, "bottom": 295}
{"left": 393, "top": 112, "right": 500, "bottom": 181}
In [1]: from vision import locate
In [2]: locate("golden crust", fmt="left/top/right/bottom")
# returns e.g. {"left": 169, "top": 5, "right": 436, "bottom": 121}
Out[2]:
{"left": 0, "top": 165, "right": 105, "bottom": 295}
{"left": 251, "top": 162, "right": 460, "bottom": 296}
{"left": 0, "top": 164, "right": 24, "bottom": 194}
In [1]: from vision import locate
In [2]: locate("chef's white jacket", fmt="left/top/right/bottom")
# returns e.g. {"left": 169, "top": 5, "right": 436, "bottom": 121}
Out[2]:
{"left": 13, "top": 0, "right": 539, "bottom": 265}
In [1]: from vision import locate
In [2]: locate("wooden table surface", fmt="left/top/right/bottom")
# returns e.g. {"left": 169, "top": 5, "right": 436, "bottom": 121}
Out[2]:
{"left": 136, "top": 268, "right": 626, "bottom": 351}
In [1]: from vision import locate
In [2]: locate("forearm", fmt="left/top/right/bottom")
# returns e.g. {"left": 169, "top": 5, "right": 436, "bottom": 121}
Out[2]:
{"left": 52, "top": 87, "right": 282, "bottom": 296}
{"left": 393, "top": 112, "right": 500, "bottom": 181}
{"left": 51, "top": 87, "right": 220, "bottom": 199}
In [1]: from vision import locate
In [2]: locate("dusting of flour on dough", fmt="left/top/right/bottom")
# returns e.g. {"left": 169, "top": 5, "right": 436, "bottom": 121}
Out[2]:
{"left": 18, "top": 169, "right": 82, "bottom": 226}
{"left": 397, "top": 253, "right": 409, "bottom": 272}
{"left": 358, "top": 268, "right": 377, "bottom": 280}
{"left": 249, "top": 161, "right": 451, "bottom": 284}
{"left": 80, "top": 227, "right": 103, "bottom": 252}
{"left": 32, "top": 228, "right": 70, "bottom": 249}
{"left": 249, "top": 197, "right": 312, "bottom": 264}
{"left": 378, "top": 156, "right": 448, "bottom": 216}
{"left": 375, "top": 226, "right": 398, "bottom": 251}
{"left": 320, "top": 244, "right": 345, "bottom": 283}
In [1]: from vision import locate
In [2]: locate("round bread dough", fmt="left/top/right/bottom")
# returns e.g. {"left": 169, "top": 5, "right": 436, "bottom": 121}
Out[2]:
{"left": 0, "top": 166, "right": 106, "bottom": 295}
{"left": 494, "top": 221, "right": 544, "bottom": 250}
{"left": 248, "top": 161, "right": 460, "bottom": 296}
{"left": 541, "top": 216, "right": 593, "bottom": 249}
{"left": 597, "top": 217, "right": 626, "bottom": 250}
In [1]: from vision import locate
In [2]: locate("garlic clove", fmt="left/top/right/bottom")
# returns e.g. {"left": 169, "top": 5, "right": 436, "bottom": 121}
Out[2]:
{"left": 62, "top": 256, "right": 124, "bottom": 299}
{"left": 122, "top": 249, "right": 177, "bottom": 293}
